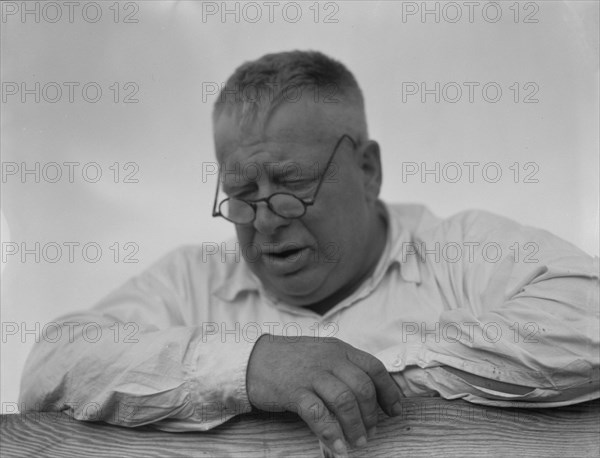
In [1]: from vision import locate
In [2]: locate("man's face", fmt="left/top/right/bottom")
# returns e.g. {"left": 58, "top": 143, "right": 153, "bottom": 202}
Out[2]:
{"left": 214, "top": 96, "right": 382, "bottom": 308}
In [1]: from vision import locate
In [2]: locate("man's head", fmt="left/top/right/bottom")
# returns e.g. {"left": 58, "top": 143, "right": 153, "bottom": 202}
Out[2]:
{"left": 212, "top": 51, "right": 387, "bottom": 312}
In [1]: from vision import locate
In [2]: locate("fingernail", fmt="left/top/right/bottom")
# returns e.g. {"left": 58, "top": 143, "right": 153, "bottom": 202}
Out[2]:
{"left": 355, "top": 436, "right": 367, "bottom": 447}
{"left": 367, "top": 427, "right": 377, "bottom": 438}
{"left": 333, "top": 439, "right": 347, "bottom": 455}
{"left": 391, "top": 401, "right": 403, "bottom": 416}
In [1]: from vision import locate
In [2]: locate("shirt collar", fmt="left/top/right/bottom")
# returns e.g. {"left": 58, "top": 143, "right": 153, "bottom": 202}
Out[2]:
{"left": 211, "top": 200, "right": 422, "bottom": 303}
{"left": 381, "top": 201, "right": 422, "bottom": 284}
{"left": 211, "top": 251, "right": 262, "bottom": 302}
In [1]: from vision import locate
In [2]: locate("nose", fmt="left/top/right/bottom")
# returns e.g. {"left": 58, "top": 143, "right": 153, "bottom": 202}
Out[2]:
{"left": 252, "top": 201, "right": 290, "bottom": 235}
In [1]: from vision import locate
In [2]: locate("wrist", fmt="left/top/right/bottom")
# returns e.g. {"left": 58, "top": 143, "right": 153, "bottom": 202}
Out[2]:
{"left": 245, "top": 333, "right": 272, "bottom": 407}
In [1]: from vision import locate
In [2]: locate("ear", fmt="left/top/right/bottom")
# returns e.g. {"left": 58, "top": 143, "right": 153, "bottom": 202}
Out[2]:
{"left": 358, "top": 140, "right": 382, "bottom": 204}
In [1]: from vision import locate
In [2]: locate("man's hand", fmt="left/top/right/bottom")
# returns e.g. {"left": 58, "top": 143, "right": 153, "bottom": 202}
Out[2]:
{"left": 246, "top": 334, "right": 403, "bottom": 456}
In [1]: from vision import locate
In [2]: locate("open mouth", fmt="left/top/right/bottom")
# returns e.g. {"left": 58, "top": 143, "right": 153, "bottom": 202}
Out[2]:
{"left": 267, "top": 247, "right": 306, "bottom": 260}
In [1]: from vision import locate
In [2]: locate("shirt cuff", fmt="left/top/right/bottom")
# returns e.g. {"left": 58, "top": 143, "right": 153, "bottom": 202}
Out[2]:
{"left": 153, "top": 332, "right": 258, "bottom": 432}
{"left": 375, "top": 342, "right": 428, "bottom": 372}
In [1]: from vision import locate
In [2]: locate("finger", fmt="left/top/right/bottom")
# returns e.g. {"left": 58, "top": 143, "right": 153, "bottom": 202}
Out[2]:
{"left": 312, "top": 373, "right": 368, "bottom": 448}
{"left": 319, "top": 440, "right": 338, "bottom": 458}
{"left": 347, "top": 350, "right": 403, "bottom": 416}
{"left": 332, "top": 364, "right": 379, "bottom": 435}
{"left": 289, "top": 388, "right": 348, "bottom": 457}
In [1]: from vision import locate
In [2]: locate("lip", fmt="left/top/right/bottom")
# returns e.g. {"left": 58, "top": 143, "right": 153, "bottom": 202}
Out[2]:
{"left": 261, "top": 246, "right": 312, "bottom": 275}
{"left": 262, "top": 244, "right": 307, "bottom": 255}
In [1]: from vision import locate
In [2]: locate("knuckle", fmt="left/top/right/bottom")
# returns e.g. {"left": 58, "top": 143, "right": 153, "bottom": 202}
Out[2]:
{"left": 322, "top": 411, "right": 339, "bottom": 428}
{"left": 367, "top": 357, "right": 387, "bottom": 376}
{"left": 291, "top": 388, "right": 313, "bottom": 405}
{"left": 289, "top": 389, "right": 322, "bottom": 418}
{"left": 356, "top": 380, "right": 376, "bottom": 400}
{"left": 333, "top": 390, "right": 356, "bottom": 412}
{"left": 319, "top": 426, "right": 339, "bottom": 443}
{"left": 344, "top": 417, "right": 364, "bottom": 434}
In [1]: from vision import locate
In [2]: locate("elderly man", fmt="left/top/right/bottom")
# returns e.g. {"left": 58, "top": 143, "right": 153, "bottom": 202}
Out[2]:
{"left": 20, "top": 51, "right": 599, "bottom": 456}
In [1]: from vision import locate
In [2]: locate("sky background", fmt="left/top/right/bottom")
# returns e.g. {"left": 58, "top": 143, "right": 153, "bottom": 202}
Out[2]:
{"left": 1, "top": 0, "right": 598, "bottom": 411}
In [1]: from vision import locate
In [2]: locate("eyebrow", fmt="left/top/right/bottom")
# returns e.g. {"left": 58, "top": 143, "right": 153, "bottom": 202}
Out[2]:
{"left": 271, "top": 162, "right": 310, "bottom": 179}
{"left": 221, "top": 159, "right": 315, "bottom": 176}
{"left": 220, "top": 161, "right": 316, "bottom": 191}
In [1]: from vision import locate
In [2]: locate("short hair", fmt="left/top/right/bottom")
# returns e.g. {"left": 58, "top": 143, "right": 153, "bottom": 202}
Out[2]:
{"left": 212, "top": 50, "right": 367, "bottom": 138}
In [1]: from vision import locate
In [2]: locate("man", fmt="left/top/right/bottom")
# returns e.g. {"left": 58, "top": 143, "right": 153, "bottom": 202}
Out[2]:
{"left": 20, "top": 51, "right": 599, "bottom": 457}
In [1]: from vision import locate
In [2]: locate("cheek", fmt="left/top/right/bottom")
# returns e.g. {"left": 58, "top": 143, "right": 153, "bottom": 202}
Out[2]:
{"left": 307, "top": 189, "right": 370, "bottom": 258}
{"left": 236, "top": 227, "right": 263, "bottom": 270}
{"left": 235, "top": 226, "right": 255, "bottom": 248}
{"left": 306, "top": 208, "right": 361, "bottom": 260}
{"left": 311, "top": 182, "right": 367, "bottom": 232}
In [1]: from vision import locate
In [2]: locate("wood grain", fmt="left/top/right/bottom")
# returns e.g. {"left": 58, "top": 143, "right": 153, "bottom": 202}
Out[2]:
{"left": 1, "top": 398, "right": 598, "bottom": 457}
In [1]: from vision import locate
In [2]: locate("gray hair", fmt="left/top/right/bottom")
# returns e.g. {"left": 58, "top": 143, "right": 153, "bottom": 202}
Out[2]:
{"left": 213, "top": 50, "right": 368, "bottom": 139}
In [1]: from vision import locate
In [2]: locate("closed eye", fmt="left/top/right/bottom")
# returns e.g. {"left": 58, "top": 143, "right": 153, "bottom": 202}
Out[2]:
{"left": 224, "top": 185, "right": 257, "bottom": 199}
{"left": 280, "top": 179, "right": 317, "bottom": 192}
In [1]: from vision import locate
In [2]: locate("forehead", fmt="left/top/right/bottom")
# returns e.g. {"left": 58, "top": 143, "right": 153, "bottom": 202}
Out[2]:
{"left": 214, "top": 97, "right": 341, "bottom": 165}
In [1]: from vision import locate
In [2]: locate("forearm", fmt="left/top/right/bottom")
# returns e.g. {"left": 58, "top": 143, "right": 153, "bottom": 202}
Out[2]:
{"left": 19, "top": 315, "right": 256, "bottom": 430}
{"left": 379, "top": 287, "right": 599, "bottom": 406}
{"left": 381, "top": 211, "right": 600, "bottom": 405}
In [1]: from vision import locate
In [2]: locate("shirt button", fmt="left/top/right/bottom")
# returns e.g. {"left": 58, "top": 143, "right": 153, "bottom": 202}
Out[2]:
{"left": 392, "top": 356, "right": 403, "bottom": 368}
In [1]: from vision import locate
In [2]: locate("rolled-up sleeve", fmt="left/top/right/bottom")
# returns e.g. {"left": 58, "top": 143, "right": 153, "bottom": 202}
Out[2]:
{"left": 379, "top": 211, "right": 599, "bottom": 407}
{"left": 18, "top": 246, "right": 257, "bottom": 430}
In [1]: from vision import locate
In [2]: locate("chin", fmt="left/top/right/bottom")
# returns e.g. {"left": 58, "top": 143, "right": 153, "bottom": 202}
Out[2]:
{"left": 261, "top": 270, "right": 329, "bottom": 305}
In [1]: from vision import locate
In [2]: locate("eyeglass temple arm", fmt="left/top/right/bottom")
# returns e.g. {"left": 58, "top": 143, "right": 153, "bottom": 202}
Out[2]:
{"left": 212, "top": 164, "right": 222, "bottom": 217}
{"left": 307, "top": 134, "right": 356, "bottom": 204}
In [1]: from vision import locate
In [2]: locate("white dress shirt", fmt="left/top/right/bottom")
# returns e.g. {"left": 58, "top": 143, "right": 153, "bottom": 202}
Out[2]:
{"left": 19, "top": 202, "right": 600, "bottom": 431}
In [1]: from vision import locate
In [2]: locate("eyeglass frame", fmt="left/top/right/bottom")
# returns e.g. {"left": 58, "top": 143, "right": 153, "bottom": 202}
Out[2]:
{"left": 211, "top": 134, "right": 357, "bottom": 225}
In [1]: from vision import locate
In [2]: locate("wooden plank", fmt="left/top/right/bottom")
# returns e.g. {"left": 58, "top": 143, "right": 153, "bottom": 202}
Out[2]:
{"left": 1, "top": 398, "right": 598, "bottom": 457}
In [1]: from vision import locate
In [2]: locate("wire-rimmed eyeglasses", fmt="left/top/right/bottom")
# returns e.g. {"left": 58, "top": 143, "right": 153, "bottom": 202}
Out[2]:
{"left": 212, "top": 134, "right": 357, "bottom": 225}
